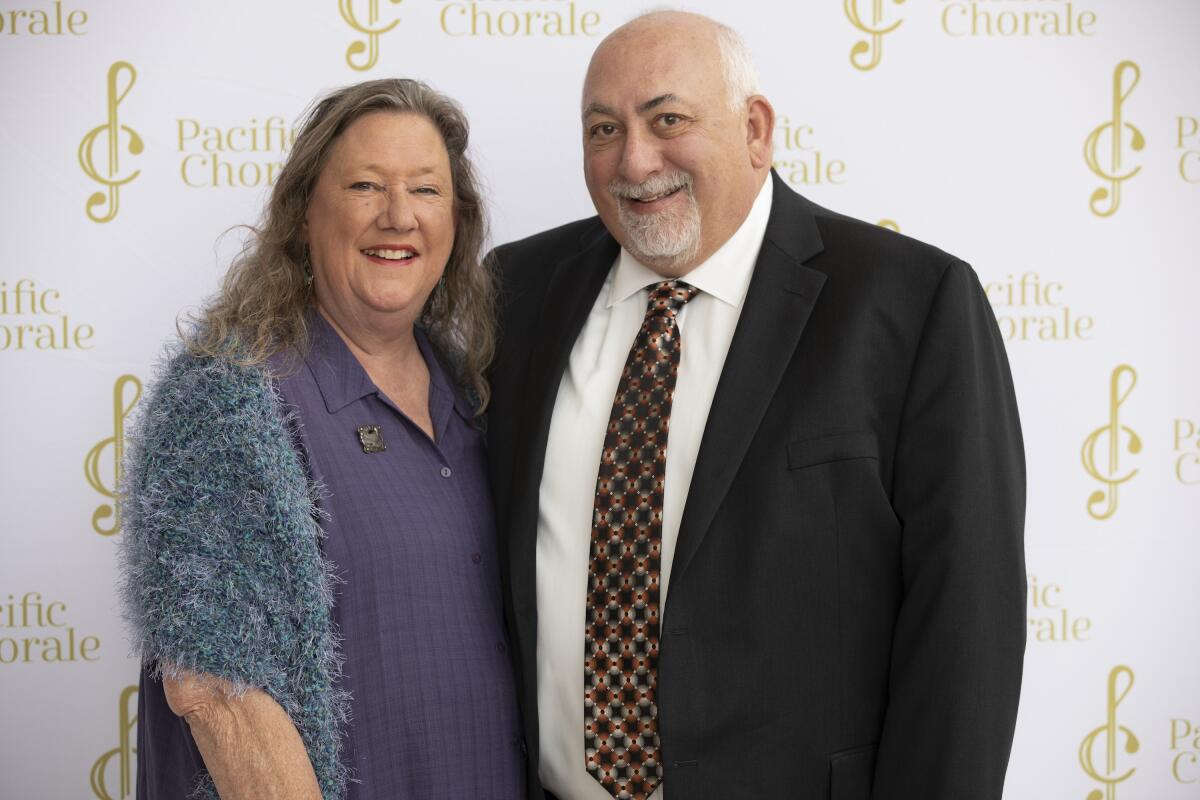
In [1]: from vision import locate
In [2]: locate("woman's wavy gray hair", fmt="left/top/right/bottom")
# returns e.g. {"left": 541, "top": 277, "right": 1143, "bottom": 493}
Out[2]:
{"left": 186, "top": 78, "right": 495, "bottom": 412}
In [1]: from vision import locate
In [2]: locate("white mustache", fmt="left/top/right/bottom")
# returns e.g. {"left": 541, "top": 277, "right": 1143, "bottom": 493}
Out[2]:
{"left": 608, "top": 172, "right": 693, "bottom": 201}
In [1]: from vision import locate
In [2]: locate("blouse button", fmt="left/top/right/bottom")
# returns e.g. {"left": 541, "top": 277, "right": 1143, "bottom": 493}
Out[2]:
{"left": 495, "top": 641, "right": 507, "bottom": 655}
{"left": 471, "top": 552, "right": 482, "bottom": 564}
{"left": 440, "top": 466, "right": 452, "bottom": 478}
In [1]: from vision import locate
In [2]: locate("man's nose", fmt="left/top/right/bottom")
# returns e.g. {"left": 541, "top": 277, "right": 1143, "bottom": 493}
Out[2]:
{"left": 617, "top": 128, "right": 664, "bottom": 184}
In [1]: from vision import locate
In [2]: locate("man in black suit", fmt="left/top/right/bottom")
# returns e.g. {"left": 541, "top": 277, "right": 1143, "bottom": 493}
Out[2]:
{"left": 488, "top": 11, "right": 1025, "bottom": 800}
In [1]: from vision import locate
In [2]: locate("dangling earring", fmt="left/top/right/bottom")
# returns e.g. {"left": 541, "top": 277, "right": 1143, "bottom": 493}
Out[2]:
{"left": 302, "top": 247, "right": 314, "bottom": 288}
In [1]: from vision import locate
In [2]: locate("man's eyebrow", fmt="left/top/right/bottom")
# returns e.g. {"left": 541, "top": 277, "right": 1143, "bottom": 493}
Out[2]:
{"left": 583, "top": 102, "right": 617, "bottom": 119}
{"left": 638, "top": 94, "right": 679, "bottom": 113}
{"left": 582, "top": 94, "right": 681, "bottom": 119}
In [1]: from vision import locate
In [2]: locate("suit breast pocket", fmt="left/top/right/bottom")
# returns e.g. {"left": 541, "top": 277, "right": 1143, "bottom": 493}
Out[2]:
{"left": 787, "top": 431, "right": 879, "bottom": 470}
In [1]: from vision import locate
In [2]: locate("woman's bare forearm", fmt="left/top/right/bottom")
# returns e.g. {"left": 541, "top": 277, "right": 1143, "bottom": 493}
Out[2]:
{"left": 163, "top": 670, "right": 322, "bottom": 800}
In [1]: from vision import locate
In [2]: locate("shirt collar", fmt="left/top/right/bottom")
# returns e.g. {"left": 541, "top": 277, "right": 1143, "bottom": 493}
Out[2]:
{"left": 304, "top": 312, "right": 375, "bottom": 414}
{"left": 303, "top": 311, "right": 472, "bottom": 421}
{"left": 418, "top": 331, "right": 476, "bottom": 423}
{"left": 608, "top": 176, "right": 773, "bottom": 309}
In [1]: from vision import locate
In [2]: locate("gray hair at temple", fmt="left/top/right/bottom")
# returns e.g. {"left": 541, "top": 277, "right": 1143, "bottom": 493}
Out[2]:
{"left": 186, "top": 78, "right": 496, "bottom": 412}
{"left": 713, "top": 18, "right": 762, "bottom": 111}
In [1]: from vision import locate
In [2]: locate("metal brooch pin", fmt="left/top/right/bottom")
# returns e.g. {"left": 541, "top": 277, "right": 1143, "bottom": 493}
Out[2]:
{"left": 357, "top": 425, "right": 386, "bottom": 454}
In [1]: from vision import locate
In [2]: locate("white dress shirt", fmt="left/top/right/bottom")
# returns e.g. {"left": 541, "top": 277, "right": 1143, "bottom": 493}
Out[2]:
{"left": 535, "top": 178, "right": 773, "bottom": 799}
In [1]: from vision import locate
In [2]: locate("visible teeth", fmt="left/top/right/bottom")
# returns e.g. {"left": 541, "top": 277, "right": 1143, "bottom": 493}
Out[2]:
{"left": 363, "top": 248, "right": 415, "bottom": 260}
{"left": 633, "top": 188, "right": 676, "bottom": 203}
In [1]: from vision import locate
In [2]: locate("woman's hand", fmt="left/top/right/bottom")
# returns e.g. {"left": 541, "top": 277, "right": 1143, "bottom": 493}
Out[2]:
{"left": 163, "top": 668, "right": 323, "bottom": 800}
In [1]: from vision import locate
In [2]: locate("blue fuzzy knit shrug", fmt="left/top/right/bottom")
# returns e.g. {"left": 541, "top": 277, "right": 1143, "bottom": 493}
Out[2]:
{"left": 119, "top": 349, "right": 349, "bottom": 799}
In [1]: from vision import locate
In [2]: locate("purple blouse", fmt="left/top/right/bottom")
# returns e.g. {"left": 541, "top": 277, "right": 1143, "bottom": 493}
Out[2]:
{"left": 136, "top": 316, "right": 524, "bottom": 799}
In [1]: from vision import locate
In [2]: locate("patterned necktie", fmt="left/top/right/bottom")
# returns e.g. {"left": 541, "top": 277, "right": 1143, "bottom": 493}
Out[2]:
{"left": 585, "top": 279, "right": 699, "bottom": 799}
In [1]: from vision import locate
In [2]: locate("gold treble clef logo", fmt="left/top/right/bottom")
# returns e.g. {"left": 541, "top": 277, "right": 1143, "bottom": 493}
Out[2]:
{"left": 1084, "top": 61, "right": 1145, "bottom": 218}
{"left": 845, "top": 0, "right": 905, "bottom": 72}
{"left": 1081, "top": 365, "right": 1141, "bottom": 521}
{"left": 340, "top": 0, "right": 403, "bottom": 71}
{"left": 90, "top": 685, "right": 138, "bottom": 800}
{"left": 84, "top": 375, "right": 143, "bottom": 536}
{"left": 1079, "top": 665, "right": 1139, "bottom": 800}
{"left": 79, "top": 61, "right": 143, "bottom": 224}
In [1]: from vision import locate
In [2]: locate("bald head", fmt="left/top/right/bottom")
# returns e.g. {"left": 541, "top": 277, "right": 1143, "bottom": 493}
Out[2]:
{"left": 587, "top": 11, "right": 761, "bottom": 114}
{"left": 579, "top": 11, "right": 775, "bottom": 277}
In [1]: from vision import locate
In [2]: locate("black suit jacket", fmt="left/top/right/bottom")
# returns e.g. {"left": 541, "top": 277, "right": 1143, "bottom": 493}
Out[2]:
{"left": 488, "top": 172, "right": 1026, "bottom": 800}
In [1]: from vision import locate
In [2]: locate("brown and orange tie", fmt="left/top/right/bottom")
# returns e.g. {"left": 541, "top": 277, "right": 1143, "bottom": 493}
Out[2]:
{"left": 584, "top": 279, "right": 699, "bottom": 799}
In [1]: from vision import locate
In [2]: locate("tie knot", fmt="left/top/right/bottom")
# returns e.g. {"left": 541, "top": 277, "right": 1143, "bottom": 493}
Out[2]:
{"left": 645, "top": 280, "right": 699, "bottom": 318}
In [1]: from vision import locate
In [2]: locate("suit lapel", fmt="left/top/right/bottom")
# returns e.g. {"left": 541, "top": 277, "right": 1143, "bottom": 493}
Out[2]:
{"left": 671, "top": 175, "right": 828, "bottom": 585}
{"left": 507, "top": 223, "right": 618, "bottom": 618}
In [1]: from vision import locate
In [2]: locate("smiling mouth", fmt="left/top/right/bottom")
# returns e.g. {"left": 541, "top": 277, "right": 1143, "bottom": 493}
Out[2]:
{"left": 630, "top": 187, "right": 683, "bottom": 204}
{"left": 362, "top": 248, "right": 416, "bottom": 262}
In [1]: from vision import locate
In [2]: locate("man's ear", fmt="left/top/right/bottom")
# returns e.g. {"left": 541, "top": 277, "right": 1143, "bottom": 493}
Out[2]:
{"left": 745, "top": 95, "right": 775, "bottom": 170}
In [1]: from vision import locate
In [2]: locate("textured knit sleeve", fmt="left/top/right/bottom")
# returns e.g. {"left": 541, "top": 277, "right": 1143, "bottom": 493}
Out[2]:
{"left": 118, "top": 350, "right": 349, "bottom": 800}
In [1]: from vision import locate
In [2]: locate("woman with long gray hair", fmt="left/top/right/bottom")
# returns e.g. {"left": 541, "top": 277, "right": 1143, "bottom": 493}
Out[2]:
{"left": 120, "top": 79, "right": 523, "bottom": 799}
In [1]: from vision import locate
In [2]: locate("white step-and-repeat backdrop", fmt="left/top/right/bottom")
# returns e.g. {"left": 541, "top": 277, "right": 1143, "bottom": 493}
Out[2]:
{"left": 1, "top": 1, "right": 1197, "bottom": 797}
